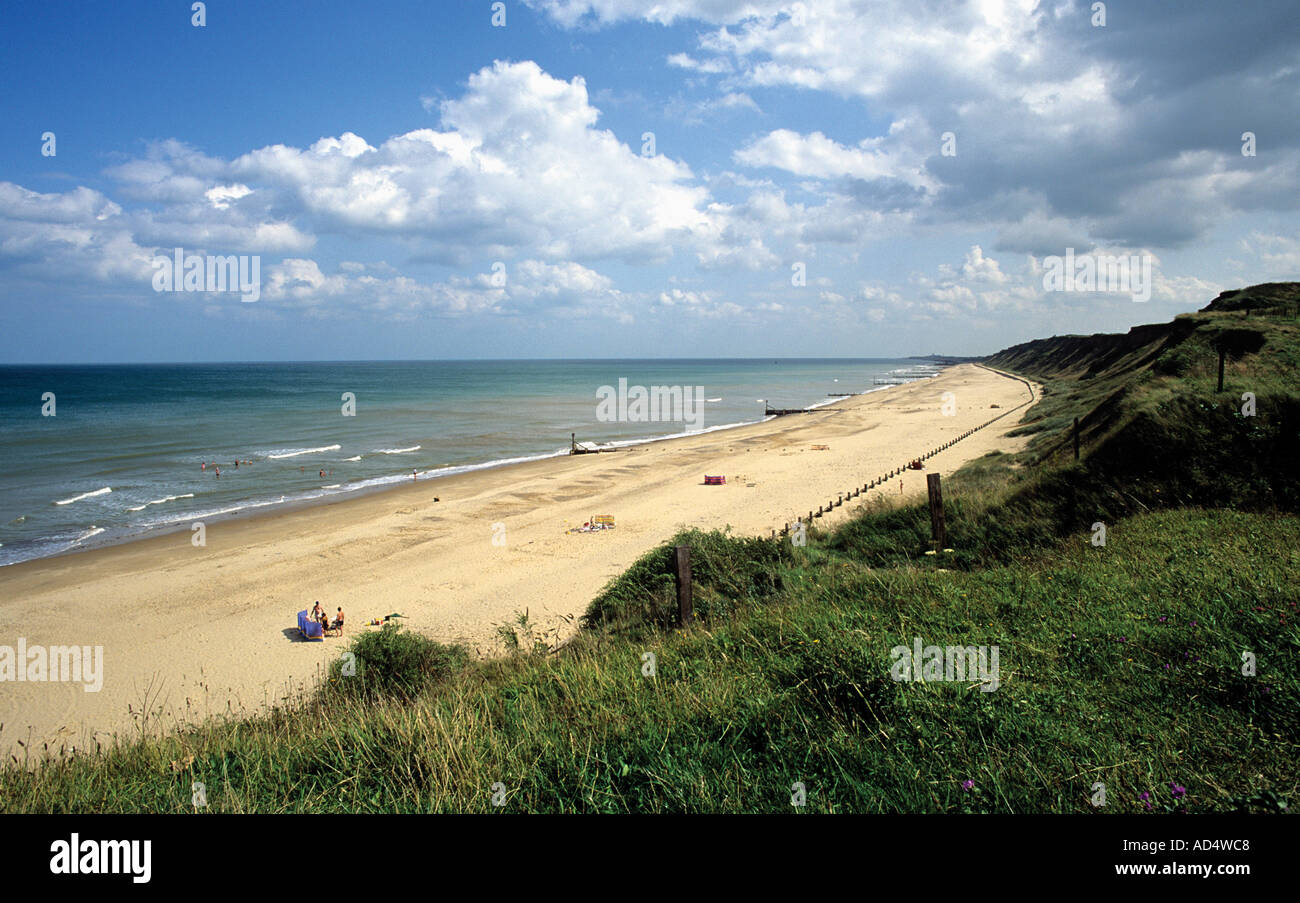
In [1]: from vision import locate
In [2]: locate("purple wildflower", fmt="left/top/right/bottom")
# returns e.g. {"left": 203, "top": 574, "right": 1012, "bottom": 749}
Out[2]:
{"left": 962, "top": 780, "right": 975, "bottom": 791}
{"left": 1169, "top": 782, "right": 1186, "bottom": 799}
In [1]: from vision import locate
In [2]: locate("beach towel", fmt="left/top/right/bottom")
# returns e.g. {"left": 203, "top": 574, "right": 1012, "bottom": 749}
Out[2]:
{"left": 297, "top": 610, "right": 325, "bottom": 641}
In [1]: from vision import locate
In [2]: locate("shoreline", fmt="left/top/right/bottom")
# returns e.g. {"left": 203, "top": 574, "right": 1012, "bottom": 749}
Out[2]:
{"left": 0, "top": 363, "right": 1038, "bottom": 762}
{"left": 1, "top": 381, "right": 905, "bottom": 571}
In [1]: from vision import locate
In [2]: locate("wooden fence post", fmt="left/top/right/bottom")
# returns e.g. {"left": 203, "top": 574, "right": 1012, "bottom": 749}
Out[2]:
{"left": 1073, "top": 417, "right": 1080, "bottom": 462}
{"left": 927, "top": 472, "right": 946, "bottom": 551}
{"left": 1217, "top": 347, "right": 1226, "bottom": 392}
{"left": 674, "top": 545, "right": 693, "bottom": 626}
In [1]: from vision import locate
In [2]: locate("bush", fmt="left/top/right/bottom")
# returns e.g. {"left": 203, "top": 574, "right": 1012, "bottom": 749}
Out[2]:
{"left": 324, "top": 623, "right": 468, "bottom": 701}
{"left": 582, "top": 528, "right": 792, "bottom": 635}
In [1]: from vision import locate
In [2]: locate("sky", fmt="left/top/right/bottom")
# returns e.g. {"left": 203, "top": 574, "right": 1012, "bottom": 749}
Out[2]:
{"left": 0, "top": 0, "right": 1297, "bottom": 363}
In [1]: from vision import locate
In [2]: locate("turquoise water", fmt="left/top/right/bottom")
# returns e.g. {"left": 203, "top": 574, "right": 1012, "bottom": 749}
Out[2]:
{"left": 0, "top": 359, "right": 938, "bottom": 565}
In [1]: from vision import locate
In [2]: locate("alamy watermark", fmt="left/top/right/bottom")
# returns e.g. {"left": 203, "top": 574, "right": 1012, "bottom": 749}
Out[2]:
{"left": 596, "top": 378, "right": 706, "bottom": 432}
{"left": 50, "top": 834, "right": 150, "bottom": 884}
{"left": 1, "top": 638, "right": 103, "bottom": 692}
{"left": 152, "top": 247, "right": 261, "bottom": 302}
{"left": 1042, "top": 248, "right": 1151, "bottom": 302}
{"left": 890, "top": 636, "right": 1000, "bottom": 691}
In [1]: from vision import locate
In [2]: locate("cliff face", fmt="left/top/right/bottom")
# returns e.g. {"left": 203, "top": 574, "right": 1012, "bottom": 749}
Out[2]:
{"left": 984, "top": 282, "right": 1300, "bottom": 381}
{"left": 977, "top": 282, "right": 1300, "bottom": 510}
{"left": 1199, "top": 282, "right": 1300, "bottom": 313}
{"left": 984, "top": 321, "right": 1186, "bottom": 381}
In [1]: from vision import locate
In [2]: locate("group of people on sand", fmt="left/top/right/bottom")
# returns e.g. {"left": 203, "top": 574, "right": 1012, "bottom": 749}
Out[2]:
{"left": 311, "top": 600, "right": 344, "bottom": 634}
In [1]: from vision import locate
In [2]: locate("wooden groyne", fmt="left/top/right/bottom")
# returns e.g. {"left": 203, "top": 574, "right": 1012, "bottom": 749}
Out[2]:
{"left": 765, "top": 364, "right": 1039, "bottom": 540}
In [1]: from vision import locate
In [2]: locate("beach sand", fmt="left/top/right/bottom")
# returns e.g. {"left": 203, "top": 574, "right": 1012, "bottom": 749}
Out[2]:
{"left": 0, "top": 363, "right": 1038, "bottom": 761}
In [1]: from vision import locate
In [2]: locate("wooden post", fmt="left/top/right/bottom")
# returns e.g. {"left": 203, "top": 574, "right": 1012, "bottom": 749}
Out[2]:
{"left": 674, "top": 545, "right": 693, "bottom": 626}
{"left": 1073, "top": 417, "right": 1080, "bottom": 462}
{"left": 1217, "top": 347, "right": 1226, "bottom": 392}
{"left": 927, "top": 473, "right": 946, "bottom": 551}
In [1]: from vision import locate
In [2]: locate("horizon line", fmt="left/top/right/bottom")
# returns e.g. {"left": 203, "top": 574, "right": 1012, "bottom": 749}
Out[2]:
{"left": 0, "top": 354, "right": 982, "bottom": 367}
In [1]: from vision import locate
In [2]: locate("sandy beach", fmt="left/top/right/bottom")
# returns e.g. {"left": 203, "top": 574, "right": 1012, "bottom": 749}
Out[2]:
{"left": 0, "top": 363, "right": 1037, "bottom": 761}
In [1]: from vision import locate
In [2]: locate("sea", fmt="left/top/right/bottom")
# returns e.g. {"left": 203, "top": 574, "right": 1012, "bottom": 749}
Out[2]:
{"left": 0, "top": 358, "right": 940, "bottom": 566}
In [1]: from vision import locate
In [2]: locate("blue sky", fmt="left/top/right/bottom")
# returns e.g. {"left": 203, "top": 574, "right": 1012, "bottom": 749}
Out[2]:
{"left": 1, "top": 0, "right": 1297, "bottom": 362}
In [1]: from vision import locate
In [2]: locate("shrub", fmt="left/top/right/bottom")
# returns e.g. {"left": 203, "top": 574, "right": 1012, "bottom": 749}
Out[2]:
{"left": 324, "top": 623, "right": 468, "bottom": 701}
{"left": 582, "top": 528, "right": 792, "bottom": 635}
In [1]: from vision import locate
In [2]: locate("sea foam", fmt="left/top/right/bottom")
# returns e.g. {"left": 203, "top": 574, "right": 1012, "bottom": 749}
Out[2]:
{"left": 127, "top": 493, "right": 195, "bottom": 512}
{"left": 266, "top": 445, "right": 341, "bottom": 459}
{"left": 55, "top": 487, "right": 111, "bottom": 506}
